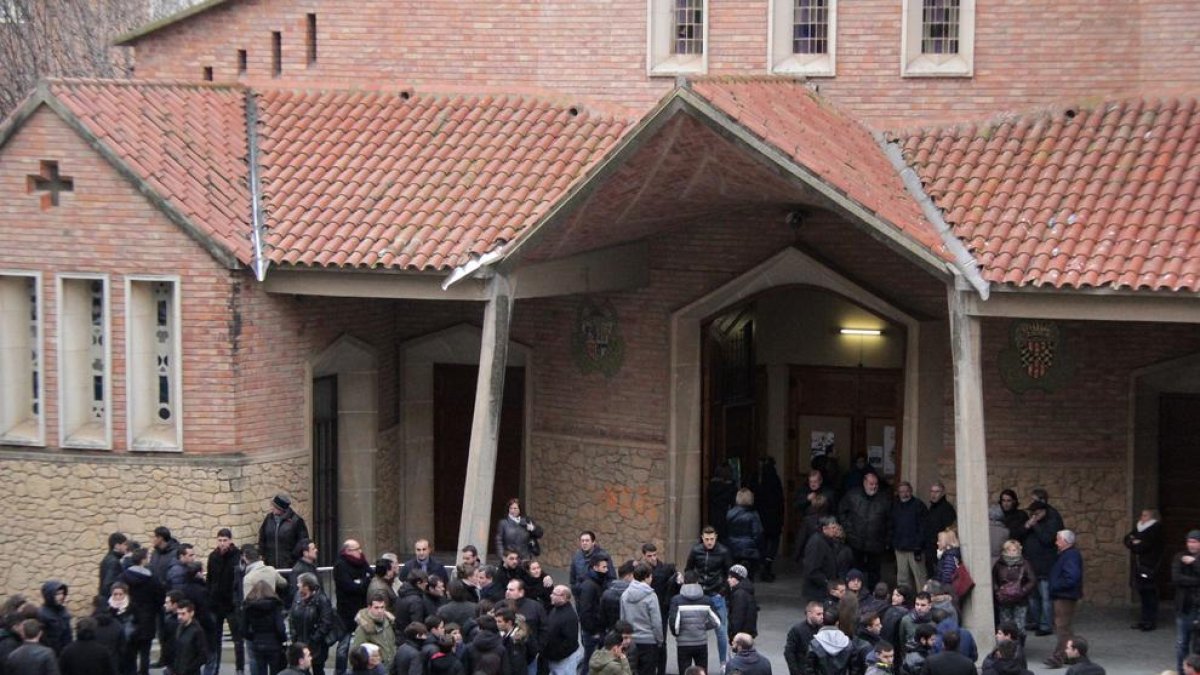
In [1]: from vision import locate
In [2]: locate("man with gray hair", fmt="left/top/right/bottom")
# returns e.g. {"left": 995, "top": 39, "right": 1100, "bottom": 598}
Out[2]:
{"left": 1044, "top": 529, "right": 1083, "bottom": 669}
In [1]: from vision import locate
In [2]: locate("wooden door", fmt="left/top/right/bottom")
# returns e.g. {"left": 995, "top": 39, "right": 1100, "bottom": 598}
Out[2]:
{"left": 1159, "top": 393, "right": 1200, "bottom": 596}
{"left": 433, "top": 364, "right": 525, "bottom": 555}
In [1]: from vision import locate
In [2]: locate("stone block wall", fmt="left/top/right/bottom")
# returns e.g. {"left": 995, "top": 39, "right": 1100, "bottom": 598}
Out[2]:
{"left": 0, "top": 448, "right": 308, "bottom": 618}
{"left": 526, "top": 432, "right": 667, "bottom": 568}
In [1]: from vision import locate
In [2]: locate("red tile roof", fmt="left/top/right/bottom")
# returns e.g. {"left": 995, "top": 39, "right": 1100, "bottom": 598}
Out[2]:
{"left": 48, "top": 79, "right": 253, "bottom": 265}
{"left": 257, "top": 89, "right": 633, "bottom": 269}
{"left": 688, "top": 77, "right": 951, "bottom": 263}
{"left": 895, "top": 94, "right": 1200, "bottom": 291}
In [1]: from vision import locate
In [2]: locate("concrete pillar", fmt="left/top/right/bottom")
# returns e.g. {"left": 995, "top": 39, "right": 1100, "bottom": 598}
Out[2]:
{"left": 457, "top": 273, "right": 516, "bottom": 556}
{"left": 947, "top": 287, "right": 995, "bottom": 642}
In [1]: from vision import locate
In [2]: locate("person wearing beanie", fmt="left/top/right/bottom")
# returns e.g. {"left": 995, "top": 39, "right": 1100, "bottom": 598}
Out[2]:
{"left": 726, "top": 566, "right": 758, "bottom": 640}
{"left": 258, "top": 493, "right": 310, "bottom": 570}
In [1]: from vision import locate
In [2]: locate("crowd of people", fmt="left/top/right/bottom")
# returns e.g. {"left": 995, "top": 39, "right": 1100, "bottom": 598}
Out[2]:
{"left": 4, "top": 470, "right": 1200, "bottom": 675}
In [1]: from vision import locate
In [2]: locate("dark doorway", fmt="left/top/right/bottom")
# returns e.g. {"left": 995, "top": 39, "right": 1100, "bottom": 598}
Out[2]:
{"left": 433, "top": 364, "right": 525, "bottom": 556}
{"left": 1159, "top": 393, "right": 1200, "bottom": 597}
{"left": 312, "top": 375, "right": 338, "bottom": 566}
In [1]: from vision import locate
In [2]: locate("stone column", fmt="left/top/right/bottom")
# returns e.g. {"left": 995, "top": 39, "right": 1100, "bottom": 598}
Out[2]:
{"left": 457, "top": 273, "right": 516, "bottom": 556}
{"left": 948, "top": 286, "right": 995, "bottom": 642}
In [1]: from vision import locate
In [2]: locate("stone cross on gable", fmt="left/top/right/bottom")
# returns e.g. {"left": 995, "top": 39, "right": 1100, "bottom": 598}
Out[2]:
{"left": 26, "top": 160, "right": 74, "bottom": 210}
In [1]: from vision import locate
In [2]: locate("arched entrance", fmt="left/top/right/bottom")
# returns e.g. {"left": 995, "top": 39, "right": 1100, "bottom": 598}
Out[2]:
{"left": 667, "top": 247, "right": 923, "bottom": 561}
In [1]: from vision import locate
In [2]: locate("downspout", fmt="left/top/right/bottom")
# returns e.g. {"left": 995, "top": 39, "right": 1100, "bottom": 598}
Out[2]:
{"left": 245, "top": 90, "right": 269, "bottom": 282}
{"left": 876, "top": 132, "right": 990, "bottom": 300}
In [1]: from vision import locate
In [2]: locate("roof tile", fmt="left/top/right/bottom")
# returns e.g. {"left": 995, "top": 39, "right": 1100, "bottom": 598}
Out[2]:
{"left": 896, "top": 93, "right": 1200, "bottom": 291}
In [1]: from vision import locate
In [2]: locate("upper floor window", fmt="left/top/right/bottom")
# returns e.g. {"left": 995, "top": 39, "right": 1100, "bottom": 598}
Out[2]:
{"left": 771, "top": 0, "right": 837, "bottom": 76}
{"left": 0, "top": 272, "right": 43, "bottom": 446}
{"left": 901, "top": 0, "right": 975, "bottom": 77}
{"left": 648, "top": 0, "right": 708, "bottom": 76}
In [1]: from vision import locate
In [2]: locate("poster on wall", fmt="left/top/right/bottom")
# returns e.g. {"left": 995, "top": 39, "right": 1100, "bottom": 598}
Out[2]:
{"left": 810, "top": 431, "right": 835, "bottom": 460}
{"left": 868, "top": 445, "right": 883, "bottom": 471}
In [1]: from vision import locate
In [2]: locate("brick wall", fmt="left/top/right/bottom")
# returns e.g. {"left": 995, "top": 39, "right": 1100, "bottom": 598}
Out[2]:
{"left": 129, "top": 0, "right": 1200, "bottom": 128}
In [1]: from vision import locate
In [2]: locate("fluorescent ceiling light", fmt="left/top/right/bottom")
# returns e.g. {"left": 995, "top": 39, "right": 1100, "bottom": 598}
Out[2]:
{"left": 840, "top": 328, "right": 883, "bottom": 336}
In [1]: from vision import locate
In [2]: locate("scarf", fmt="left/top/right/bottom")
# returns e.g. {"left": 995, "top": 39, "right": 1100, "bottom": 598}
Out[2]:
{"left": 1137, "top": 519, "right": 1158, "bottom": 533}
{"left": 109, "top": 594, "right": 130, "bottom": 613}
{"left": 1002, "top": 553, "right": 1024, "bottom": 567}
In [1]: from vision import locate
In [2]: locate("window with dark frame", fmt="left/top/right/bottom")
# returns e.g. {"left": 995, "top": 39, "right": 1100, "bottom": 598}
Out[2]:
{"left": 271, "top": 31, "right": 282, "bottom": 76}
{"left": 237, "top": 49, "right": 247, "bottom": 75}
{"left": 921, "top": 0, "right": 960, "bottom": 55}
{"left": 792, "top": 0, "right": 829, "bottom": 55}
{"left": 306, "top": 13, "right": 317, "bottom": 66}
{"left": 672, "top": 0, "right": 704, "bottom": 56}
{"left": 202, "top": 66, "right": 213, "bottom": 81}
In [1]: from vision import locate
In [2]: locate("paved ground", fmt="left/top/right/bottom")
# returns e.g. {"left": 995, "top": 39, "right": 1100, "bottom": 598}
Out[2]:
{"left": 204, "top": 564, "right": 1178, "bottom": 675}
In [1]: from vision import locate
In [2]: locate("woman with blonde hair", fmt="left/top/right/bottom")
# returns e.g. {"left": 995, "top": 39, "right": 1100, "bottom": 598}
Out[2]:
{"left": 992, "top": 538, "right": 1036, "bottom": 633}
{"left": 726, "top": 487, "right": 765, "bottom": 580}
{"left": 935, "top": 529, "right": 963, "bottom": 586}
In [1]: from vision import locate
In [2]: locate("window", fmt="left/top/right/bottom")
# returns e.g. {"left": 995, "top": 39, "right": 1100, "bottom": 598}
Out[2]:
{"left": 770, "top": 0, "right": 837, "bottom": 76}
{"left": 271, "top": 31, "right": 282, "bottom": 77}
{"left": 58, "top": 276, "right": 110, "bottom": 449}
{"left": 901, "top": 0, "right": 975, "bottom": 77}
{"left": 647, "top": 0, "right": 708, "bottom": 76}
{"left": 126, "top": 278, "right": 181, "bottom": 451}
{"left": 306, "top": 14, "right": 317, "bottom": 66}
{"left": 238, "top": 49, "right": 248, "bottom": 76}
{"left": 203, "top": 66, "right": 214, "bottom": 81}
{"left": 0, "top": 272, "right": 43, "bottom": 445}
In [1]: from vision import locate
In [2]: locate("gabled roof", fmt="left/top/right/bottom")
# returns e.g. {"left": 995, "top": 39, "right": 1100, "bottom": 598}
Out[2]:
{"left": 114, "top": 0, "right": 235, "bottom": 46}
{"left": 895, "top": 94, "right": 1200, "bottom": 292}
{"left": 687, "top": 77, "right": 949, "bottom": 261}
{"left": 257, "top": 88, "right": 634, "bottom": 270}
{"left": 0, "top": 79, "right": 251, "bottom": 269}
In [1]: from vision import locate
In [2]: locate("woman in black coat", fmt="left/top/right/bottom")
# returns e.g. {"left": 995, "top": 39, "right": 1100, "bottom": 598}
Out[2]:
{"left": 242, "top": 581, "right": 288, "bottom": 675}
{"left": 725, "top": 488, "right": 765, "bottom": 581}
{"left": 1124, "top": 508, "right": 1166, "bottom": 630}
{"left": 493, "top": 499, "right": 544, "bottom": 560}
{"left": 121, "top": 550, "right": 162, "bottom": 675}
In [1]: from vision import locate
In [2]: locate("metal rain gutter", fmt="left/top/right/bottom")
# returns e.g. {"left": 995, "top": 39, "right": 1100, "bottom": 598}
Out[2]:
{"left": 877, "top": 132, "right": 990, "bottom": 300}
{"left": 245, "top": 90, "right": 269, "bottom": 282}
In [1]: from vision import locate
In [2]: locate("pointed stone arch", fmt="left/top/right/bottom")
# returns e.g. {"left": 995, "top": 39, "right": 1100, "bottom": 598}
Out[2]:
{"left": 309, "top": 334, "right": 380, "bottom": 555}
{"left": 666, "top": 246, "right": 925, "bottom": 560}
{"left": 398, "top": 323, "right": 532, "bottom": 550}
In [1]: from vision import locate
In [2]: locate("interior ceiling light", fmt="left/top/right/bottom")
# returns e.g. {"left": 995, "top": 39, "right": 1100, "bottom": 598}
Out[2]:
{"left": 840, "top": 328, "right": 883, "bottom": 336}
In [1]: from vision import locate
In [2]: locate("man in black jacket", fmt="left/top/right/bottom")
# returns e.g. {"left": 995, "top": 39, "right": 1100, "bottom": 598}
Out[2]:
{"left": 259, "top": 494, "right": 310, "bottom": 570}
{"left": 100, "top": 533, "right": 128, "bottom": 598}
{"left": 541, "top": 586, "right": 581, "bottom": 675}
{"left": 891, "top": 482, "right": 928, "bottom": 595}
{"left": 174, "top": 601, "right": 208, "bottom": 675}
{"left": 36, "top": 581, "right": 72, "bottom": 655}
{"left": 205, "top": 529, "right": 243, "bottom": 675}
{"left": 684, "top": 528, "right": 732, "bottom": 666}
{"left": 922, "top": 483, "right": 956, "bottom": 580}
{"left": 578, "top": 558, "right": 609, "bottom": 669}
{"left": 7, "top": 620, "right": 58, "bottom": 675}
{"left": 838, "top": 473, "right": 892, "bottom": 587}
{"left": 1023, "top": 492, "right": 1065, "bottom": 637}
{"left": 290, "top": 573, "right": 337, "bottom": 675}
{"left": 335, "top": 540, "right": 373, "bottom": 675}
{"left": 783, "top": 601, "right": 825, "bottom": 675}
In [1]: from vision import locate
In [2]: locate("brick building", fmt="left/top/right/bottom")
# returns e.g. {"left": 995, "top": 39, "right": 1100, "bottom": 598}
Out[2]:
{"left": 0, "top": 0, "right": 1198, "bottom": 627}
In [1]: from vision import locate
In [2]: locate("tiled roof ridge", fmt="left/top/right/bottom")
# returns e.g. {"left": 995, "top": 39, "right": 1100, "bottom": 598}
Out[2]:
{"left": 46, "top": 76, "right": 245, "bottom": 92}
{"left": 253, "top": 81, "right": 638, "bottom": 121}
{"left": 887, "top": 88, "right": 1200, "bottom": 139}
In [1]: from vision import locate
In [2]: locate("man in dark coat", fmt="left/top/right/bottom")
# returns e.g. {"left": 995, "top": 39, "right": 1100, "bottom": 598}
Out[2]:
{"left": 923, "top": 483, "right": 956, "bottom": 580}
{"left": 289, "top": 573, "right": 337, "bottom": 675}
{"left": 149, "top": 528, "right": 181, "bottom": 587}
{"left": 838, "top": 473, "right": 892, "bottom": 587}
{"left": 36, "top": 581, "right": 71, "bottom": 654}
{"left": 1023, "top": 495, "right": 1065, "bottom": 637}
{"left": 783, "top": 601, "right": 824, "bottom": 675}
{"left": 921, "top": 631, "right": 975, "bottom": 675}
{"left": 173, "top": 601, "right": 208, "bottom": 675}
{"left": 641, "top": 542, "right": 678, "bottom": 675}
{"left": 290, "top": 539, "right": 320, "bottom": 595}
{"left": 578, "top": 558, "right": 609, "bottom": 668}
{"left": 100, "top": 533, "right": 128, "bottom": 598}
{"left": 684, "top": 528, "right": 733, "bottom": 665}
{"left": 725, "top": 633, "right": 771, "bottom": 675}
{"left": 121, "top": 549, "right": 163, "bottom": 675}
{"left": 6, "top": 620, "right": 59, "bottom": 675}
{"left": 891, "top": 482, "right": 928, "bottom": 595}
{"left": 400, "top": 540, "right": 449, "bottom": 584}
{"left": 1045, "top": 530, "right": 1083, "bottom": 669}
{"left": 540, "top": 587, "right": 581, "bottom": 675}
{"left": 58, "top": 617, "right": 116, "bottom": 675}
{"left": 802, "top": 517, "right": 841, "bottom": 602}
{"left": 334, "top": 539, "right": 372, "bottom": 675}
{"left": 258, "top": 494, "right": 310, "bottom": 569}
{"left": 569, "top": 533, "right": 616, "bottom": 598}
{"left": 206, "top": 528, "right": 243, "bottom": 675}
{"left": 1063, "top": 637, "right": 1105, "bottom": 675}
